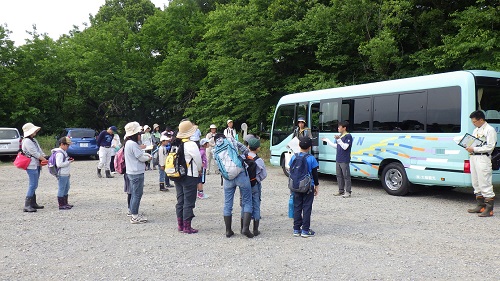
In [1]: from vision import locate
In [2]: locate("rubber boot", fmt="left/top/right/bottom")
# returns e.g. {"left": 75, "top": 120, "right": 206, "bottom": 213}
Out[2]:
{"left": 183, "top": 220, "right": 198, "bottom": 234}
{"left": 224, "top": 216, "right": 234, "bottom": 238}
{"left": 97, "top": 168, "right": 102, "bottom": 178}
{"left": 64, "top": 195, "right": 73, "bottom": 208}
{"left": 240, "top": 218, "right": 243, "bottom": 234}
{"left": 105, "top": 170, "right": 113, "bottom": 178}
{"left": 58, "top": 197, "right": 70, "bottom": 210}
{"left": 23, "top": 197, "right": 36, "bottom": 212}
{"left": 241, "top": 212, "right": 254, "bottom": 238}
{"left": 159, "top": 183, "right": 168, "bottom": 192}
{"left": 253, "top": 219, "right": 260, "bottom": 236}
{"left": 177, "top": 217, "right": 184, "bottom": 232}
{"left": 467, "top": 195, "right": 485, "bottom": 213}
{"left": 479, "top": 197, "right": 494, "bottom": 217}
{"left": 31, "top": 193, "right": 44, "bottom": 209}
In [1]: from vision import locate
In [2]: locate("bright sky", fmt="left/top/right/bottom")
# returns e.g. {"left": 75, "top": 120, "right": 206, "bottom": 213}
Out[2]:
{"left": 0, "top": 0, "right": 169, "bottom": 46}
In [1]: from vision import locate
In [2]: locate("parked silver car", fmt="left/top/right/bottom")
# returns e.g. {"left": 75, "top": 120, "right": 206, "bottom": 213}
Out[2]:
{"left": 0, "top": 127, "right": 22, "bottom": 156}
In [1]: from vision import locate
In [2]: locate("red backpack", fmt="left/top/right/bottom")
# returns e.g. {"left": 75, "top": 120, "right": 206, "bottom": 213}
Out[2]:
{"left": 114, "top": 142, "right": 126, "bottom": 174}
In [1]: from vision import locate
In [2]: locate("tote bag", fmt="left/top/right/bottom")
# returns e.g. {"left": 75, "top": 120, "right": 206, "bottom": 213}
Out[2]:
{"left": 14, "top": 152, "right": 31, "bottom": 170}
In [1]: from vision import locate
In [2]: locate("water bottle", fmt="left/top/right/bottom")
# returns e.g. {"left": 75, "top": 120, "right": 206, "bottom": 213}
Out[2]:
{"left": 288, "top": 193, "right": 294, "bottom": 218}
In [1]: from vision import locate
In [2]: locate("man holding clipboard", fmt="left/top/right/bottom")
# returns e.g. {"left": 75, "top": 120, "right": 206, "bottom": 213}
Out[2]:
{"left": 464, "top": 110, "right": 497, "bottom": 217}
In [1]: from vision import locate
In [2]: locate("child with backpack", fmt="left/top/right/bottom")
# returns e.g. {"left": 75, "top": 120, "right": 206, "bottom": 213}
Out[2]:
{"left": 50, "top": 137, "right": 75, "bottom": 210}
{"left": 245, "top": 137, "right": 267, "bottom": 236}
{"left": 197, "top": 138, "right": 209, "bottom": 199}
{"left": 289, "top": 136, "right": 319, "bottom": 238}
{"left": 158, "top": 135, "right": 173, "bottom": 192}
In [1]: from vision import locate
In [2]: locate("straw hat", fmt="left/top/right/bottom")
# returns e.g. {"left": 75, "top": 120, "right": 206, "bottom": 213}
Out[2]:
{"left": 124, "top": 122, "right": 143, "bottom": 137}
{"left": 176, "top": 121, "right": 198, "bottom": 139}
{"left": 22, "top": 123, "right": 41, "bottom": 137}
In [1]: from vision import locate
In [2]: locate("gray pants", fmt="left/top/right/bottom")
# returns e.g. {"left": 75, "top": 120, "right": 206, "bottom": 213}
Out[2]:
{"left": 336, "top": 162, "right": 351, "bottom": 193}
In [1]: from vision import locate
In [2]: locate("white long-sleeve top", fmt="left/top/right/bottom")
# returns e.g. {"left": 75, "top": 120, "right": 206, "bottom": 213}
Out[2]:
{"left": 473, "top": 122, "right": 497, "bottom": 154}
{"left": 324, "top": 137, "right": 350, "bottom": 150}
{"left": 51, "top": 148, "right": 71, "bottom": 176}
{"left": 183, "top": 140, "right": 202, "bottom": 177}
{"left": 124, "top": 140, "right": 151, "bottom": 175}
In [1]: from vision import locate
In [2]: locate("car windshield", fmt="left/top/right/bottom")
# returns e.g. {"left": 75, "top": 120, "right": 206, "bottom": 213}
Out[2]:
{"left": 0, "top": 130, "right": 19, "bottom": 139}
{"left": 69, "top": 129, "right": 95, "bottom": 138}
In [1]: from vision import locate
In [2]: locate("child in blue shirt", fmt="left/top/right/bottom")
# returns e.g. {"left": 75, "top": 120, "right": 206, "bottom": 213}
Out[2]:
{"left": 289, "top": 136, "right": 319, "bottom": 238}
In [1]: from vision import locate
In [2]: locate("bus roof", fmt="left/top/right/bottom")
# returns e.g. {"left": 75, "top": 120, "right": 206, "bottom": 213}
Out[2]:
{"left": 278, "top": 70, "right": 500, "bottom": 105}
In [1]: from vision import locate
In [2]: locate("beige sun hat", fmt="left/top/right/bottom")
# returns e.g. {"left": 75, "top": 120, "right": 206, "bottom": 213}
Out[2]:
{"left": 210, "top": 124, "right": 217, "bottom": 129}
{"left": 22, "top": 122, "right": 41, "bottom": 137}
{"left": 153, "top": 123, "right": 160, "bottom": 129}
{"left": 124, "top": 122, "right": 143, "bottom": 137}
{"left": 176, "top": 120, "right": 198, "bottom": 139}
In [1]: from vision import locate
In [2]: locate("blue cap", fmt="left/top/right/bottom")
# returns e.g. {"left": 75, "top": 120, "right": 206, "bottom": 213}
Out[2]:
{"left": 109, "top": 126, "right": 118, "bottom": 132}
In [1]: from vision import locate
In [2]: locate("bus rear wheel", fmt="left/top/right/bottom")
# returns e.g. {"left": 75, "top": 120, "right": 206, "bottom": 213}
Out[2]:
{"left": 381, "top": 162, "right": 410, "bottom": 196}
{"left": 281, "top": 155, "right": 290, "bottom": 177}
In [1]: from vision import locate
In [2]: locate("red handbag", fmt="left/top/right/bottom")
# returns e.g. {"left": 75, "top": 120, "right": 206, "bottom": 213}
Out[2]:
{"left": 14, "top": 152, "right": 31, "bottom": 170}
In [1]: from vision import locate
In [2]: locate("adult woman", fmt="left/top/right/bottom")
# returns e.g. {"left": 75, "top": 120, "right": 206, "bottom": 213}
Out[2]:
{"left": 205, "top": 124, "right": 217, "bottom": 174}
{"left": 21, "top": 122, "right": 47, "bottom": 212}
{"left": 292, "top": 117, "right": 313, "bottom": 138}
{"left": 173, "top": 120, "right": 202, "bottom": 234}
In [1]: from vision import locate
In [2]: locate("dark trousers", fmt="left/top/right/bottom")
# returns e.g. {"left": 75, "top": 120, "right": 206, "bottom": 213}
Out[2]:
{"left": 293, "top": 190, "right": 315, "bottom": 231}
{"left": 110, "top": 156, "right": 115, "bottom": 172}
{"left": 175, "top": 176, "right": 198, "bottom": 221}
{"left": 336, "top": 162, "right": 351, "bottom": 193}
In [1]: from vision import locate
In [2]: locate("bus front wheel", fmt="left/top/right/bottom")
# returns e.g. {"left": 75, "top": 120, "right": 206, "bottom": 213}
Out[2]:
{"left": 381, "top": 163, "right": 410, "bottom": 196}
{"left": 281, "top": 155, "right": 290, "bottom": 177}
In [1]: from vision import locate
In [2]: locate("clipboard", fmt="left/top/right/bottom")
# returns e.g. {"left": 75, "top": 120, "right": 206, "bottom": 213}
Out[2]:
{"left": 458, "top": 133, "right": 484, "bottom": 148}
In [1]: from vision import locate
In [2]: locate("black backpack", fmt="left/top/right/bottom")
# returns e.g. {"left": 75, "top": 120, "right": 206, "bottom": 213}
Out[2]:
{"left": 288, "top": 153, "right": 312, "bottom": 193}
{"left": 245, "top": 154, "right": 260, "bottom": 187}
{"left": 491, "top": 147, "right": 500, "bottom": 170}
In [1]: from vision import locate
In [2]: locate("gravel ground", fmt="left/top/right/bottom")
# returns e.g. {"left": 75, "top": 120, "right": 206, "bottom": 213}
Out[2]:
{"left": 1, "top": 159, "right": 500, "bottom": 280}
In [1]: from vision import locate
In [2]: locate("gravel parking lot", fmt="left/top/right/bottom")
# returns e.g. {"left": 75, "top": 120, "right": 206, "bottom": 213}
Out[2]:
{"left": 1, "top": 159, "right": 500, "bottom": 280}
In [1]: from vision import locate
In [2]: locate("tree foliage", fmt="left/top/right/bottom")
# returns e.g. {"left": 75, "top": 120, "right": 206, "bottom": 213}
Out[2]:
{"left": 1, "top": 0, "right": 499, "bottom": 134}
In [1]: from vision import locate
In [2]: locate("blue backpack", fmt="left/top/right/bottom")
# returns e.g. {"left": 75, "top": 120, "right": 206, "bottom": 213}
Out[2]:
{"left": 214, "top": 138, "right": 245, "bottom": 180}
{"left": 288, "top": 153, "right": 312, "bottom": 193}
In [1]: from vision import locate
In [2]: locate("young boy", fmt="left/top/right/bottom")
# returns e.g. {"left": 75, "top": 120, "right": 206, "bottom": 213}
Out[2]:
{"left": 197, "top": 138, "right": 209, "bottom": 199}
{"left": 289, "top": 136, "right": 319, "bottom": 238}
{"left": 246, "top": 137, "right": 267, "bottom": 236}
{"left": 52, "top": 137, "right": 75, "bottom": 210}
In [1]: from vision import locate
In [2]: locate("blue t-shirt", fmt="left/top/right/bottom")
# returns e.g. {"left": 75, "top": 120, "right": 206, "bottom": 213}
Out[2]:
{"left": 289, "top": 152, "right": 319, "bottom": 186}
{"left": 336, "top": 133, "right": 352, "bottom": 163}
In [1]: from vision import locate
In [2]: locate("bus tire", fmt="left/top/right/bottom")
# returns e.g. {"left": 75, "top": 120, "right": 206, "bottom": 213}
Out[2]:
{"left": 381, "top": 162, "right": 410, "bottom": 196}
{"left": 281, "top": 155, "right": 290, "bottom": 177}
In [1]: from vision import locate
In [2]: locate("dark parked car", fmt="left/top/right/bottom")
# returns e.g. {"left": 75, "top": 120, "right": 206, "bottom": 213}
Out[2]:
{"left": 0, "top": 127, "right": 22, "bottom": 156}
{"left": 56, "top": 128, "right": 98, "bottom": 158}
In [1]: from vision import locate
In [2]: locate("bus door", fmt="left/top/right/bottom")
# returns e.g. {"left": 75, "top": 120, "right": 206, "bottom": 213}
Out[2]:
{"left": 318, "top": 99, "right": 341, "bottom": 174}
{"left": 309, "top": 102, "right": 320, "bottom": 159}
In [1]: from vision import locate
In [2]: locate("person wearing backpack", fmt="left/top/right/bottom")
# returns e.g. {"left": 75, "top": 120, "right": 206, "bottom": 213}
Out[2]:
{"left": 51, "top": 137, "right": 75, "bottom": 210}
{"left": 124, "top": 122, "right": 152, "bottom": 224}
{"left": 197, "top": 138, "right": 209, "bottom": 199}
{"left": 172, "top": 120, "right": 203, "bottom": 234}
{"left": 214, "top": 133, "right": 254, "bottom": 238}
{"left": 289, "top": 136, "right": 319, "bottom": 238}
{"left": 245, "top": 137, "right": 267, "bottom": 236}
{"left": 158, "top": 135, "right": 172, "bottom": 192}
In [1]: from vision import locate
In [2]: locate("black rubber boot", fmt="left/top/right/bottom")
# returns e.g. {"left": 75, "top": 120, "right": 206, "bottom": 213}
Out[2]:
{"left": 240, "top": 218, "right": 243, "bottom": 234}
{"left": 159, "top": 183, "right": 168, "bottom": 192}
{"left": 97, "top": 168, "right": 102, "bottom": 178}
{"left": 23, "top": 197, "right": 36, "bottom": 212}
{"left": 241, "top": 212, "right": 254, "bottom": 238}
{"left": 224, "top": 216, "right": 234, "bottom": 238}
{"left": 468, "top": 195, "right": 485, "bottom": 213}
{"left": 31, "top": 193, "right": 44, "bottom": 209}
{"left": 58, "top": 197, "right": 69, "bottom": 210}
{"left": 253, "top": 220, "right": 260, "bottom": 236}
{"left": 105, "top": 170, "right": 113, "bottom": 178}
{"left": 64, "top": 195, "right": 73, "bottom": 208}
{"left": 479, "top": 197, "right": 494, "bottom": 217}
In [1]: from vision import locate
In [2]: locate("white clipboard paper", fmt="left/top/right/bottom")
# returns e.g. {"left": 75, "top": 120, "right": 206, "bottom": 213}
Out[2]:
{"left": 286, "top": 137, "right": 301, "bottom": 154}
{"left": 458, "top": 133, "right": 484, "bottom": 148}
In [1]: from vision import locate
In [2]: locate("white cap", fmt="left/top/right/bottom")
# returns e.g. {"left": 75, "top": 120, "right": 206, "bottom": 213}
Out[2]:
{"left": 160, "top": 135, "right": 171, "bottom": 141}
{"left": 210, "top": 124, "right": 217, "bottom": 129}
{"left": 227, "top": 119, "right": 233, "bottom": 124}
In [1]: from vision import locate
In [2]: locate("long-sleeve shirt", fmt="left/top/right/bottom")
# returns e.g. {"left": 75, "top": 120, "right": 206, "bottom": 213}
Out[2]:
{"left": 248, "top": 151, "right": 267, "bottom": 183}
{"left": 324, "top": 133, "right": 353, "bottom": 163}
{"left": 200, "top": 147, "right": 207, "bottom": 169}
{"left": 158, "top": 143, "right": 170, "bottom": 168}
{"left": 224, "top": 127, "right": 236, "bottom": 139}
{"left": 141, "top": 132, "right": 152, "bottom": 146}
{"left": 96, "top": 130, "right": 113, "bottom": 147}
{"left": 183, "top": 141, "right": 202, "bottom": 177}
{"left": 52, "top": 148, "right": 71, "bottom": 176}
{"left": 22, "top": 137, "right": 46, "bottom": 169}
{"left": 124, "top": 140, "right": 150, "bottom": 175}
{"left": 472, "top": 122, "right": 497, "bottom": 154}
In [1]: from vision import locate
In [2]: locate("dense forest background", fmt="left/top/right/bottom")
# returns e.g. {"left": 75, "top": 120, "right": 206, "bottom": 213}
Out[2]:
{"left": 1, "top": 0, "right": 499, "bottom": 134}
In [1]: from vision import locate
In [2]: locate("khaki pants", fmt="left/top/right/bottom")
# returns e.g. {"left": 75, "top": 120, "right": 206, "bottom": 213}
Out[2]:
{"left": 206, "top": 146, "right": 216, "bottom": 173}
{"left": 470, "top": 155, "right": 495, "bottom": 198}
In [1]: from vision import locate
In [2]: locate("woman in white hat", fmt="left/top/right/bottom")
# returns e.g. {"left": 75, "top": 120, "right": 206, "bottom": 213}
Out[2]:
{"left": 205, "top": 124, "right": 218, "bottom": 174}
{"left": 21, "top": 122, "right": 48, "bottom": 212}
{"left": 292, "top": 116, "right": 313, "bottom": 138}
{"left": 124, "top": 122, "right": 152, "bottom": 224}
{"left": 172, "top": 120, "right": 202, "bottom": 234}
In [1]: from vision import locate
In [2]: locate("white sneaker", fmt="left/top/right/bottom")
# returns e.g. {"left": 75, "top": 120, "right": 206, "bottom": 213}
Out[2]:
{"left": 130, "top": 214, "right": 148, "bottom": 224}
{"left": 342, "top": 192, "right": 351, "bottom": 198}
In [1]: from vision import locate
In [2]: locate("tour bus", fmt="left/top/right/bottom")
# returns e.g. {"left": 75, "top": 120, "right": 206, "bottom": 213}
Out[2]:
{"left": 270, "top": 70, "right": 500, "bottom": 195}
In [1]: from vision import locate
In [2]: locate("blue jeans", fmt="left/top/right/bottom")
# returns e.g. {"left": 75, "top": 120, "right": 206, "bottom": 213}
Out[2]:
{"left": 26, "top": 167, "right": 41, "bottom": 197}
{"left": 293, "top": 190, "right": 315, "bottom": 232}
{"left": 174, "top": 176, "right": 198, "bottom": 220}
{"left": 127, "top": 173, "right": 145, "bottom": 215}
{"left": 224, "top": 171, "right": 252, "bottom": 216}
{"left": 241, "top": 182, "right": 262, "bottom": 220}
{"left": 57, "top": 175, "right": 70, "bottom": 197}
{"left": 159, "top": 168, "right": 170, "bottom": 186}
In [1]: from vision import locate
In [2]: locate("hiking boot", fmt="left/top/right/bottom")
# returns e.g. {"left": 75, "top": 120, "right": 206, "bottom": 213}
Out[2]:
{"left": 97, "top": 168, "right": 102, "bottom": 178}
{"left": 479, "top": 198, "right": 494, "bottom": 217}
{"left": 333, "top": 191, "right": 345, "bottom": 196}
{"left": 301, "top": 229, "right": 316, "bottom": 238}
{"left": 342, "top": 192, "right": 351, "bottom": 198}
{"left": 468, "top": 195, "right": 486, "bottom": 213}
{"left": 293, "top": 230, "right": 301, "bottom": 237}
{"left": 159, "top": 183, "right": 168, "bottom": 192}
